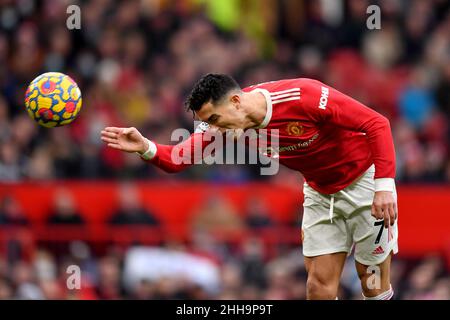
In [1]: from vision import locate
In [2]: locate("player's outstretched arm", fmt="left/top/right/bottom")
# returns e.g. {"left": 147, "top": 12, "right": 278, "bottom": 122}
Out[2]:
{"left": 101, "top": 126, "right": 213, "bottom": 173}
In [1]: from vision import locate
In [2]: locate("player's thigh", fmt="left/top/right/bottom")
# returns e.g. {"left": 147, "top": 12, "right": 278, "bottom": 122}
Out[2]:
{"left": 304, "top": 252, "right": 348, "bottom": 285}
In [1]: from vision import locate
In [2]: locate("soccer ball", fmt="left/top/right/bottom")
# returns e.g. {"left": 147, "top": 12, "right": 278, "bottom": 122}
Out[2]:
{"left": 24, "top": 72, "right": 82, "bottom": 128}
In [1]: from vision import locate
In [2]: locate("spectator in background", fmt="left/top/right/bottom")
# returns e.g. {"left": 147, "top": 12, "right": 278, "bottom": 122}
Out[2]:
{"left": 0, "top": 195, "right": 29, "bottom": 264}
{"left": 0, "top": 143, "right": 21, "bottom": 181}
{"left": 10, "top": 260, "right": 43, "bottom": 299}
{"left": 239, "top": 237, "right": 266, "bottom": 289}
{"left": 263, "top": 260, "right": 292, "bottom": 299}
{"left": 244, "top": 196, "right": 274, "bottom": 229}
{"left": 436, "top": 60, "right": 450, "bottom": 117}
{"left": 108, "top": 183, "right": 159, "bottom": 225}
{"left": 400, "top": 255, "right": 446, "bottom": 300}
{"left": 399, "top": 67, "right": 437, "bottom": 130}
{"left": 46, "top": 189, "right": 85, "bottom": 225}
{"left": 131, "top": 278, "right": 156, "bottom": 300}
{"left": 95, "top": 255, "right": 125, "bottom": 300}
{"left": 0, "top": 195, "right": 28, "bottom": 225}
{"left": 217, "top": 262, "right": 243, "bottom": 299}
{"left": 0, "top": 96, "right": 10, "bottom": 138}
{"left": 0, "top": 277, "right": 13, "bottom": 299}
{"left": 191, "top": 194, "right": 244, "bottom": 234}
{"left": 428, "top": 278, "right": 450, "bottom": 300}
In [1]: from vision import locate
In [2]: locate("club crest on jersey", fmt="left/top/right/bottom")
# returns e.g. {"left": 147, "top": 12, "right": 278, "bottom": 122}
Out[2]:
{"left": 286, "top": 122, "right": 304, "bottom": 136}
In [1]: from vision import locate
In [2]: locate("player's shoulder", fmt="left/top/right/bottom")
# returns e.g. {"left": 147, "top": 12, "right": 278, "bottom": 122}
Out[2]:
{"left": 243, "top": 77, "right": 324, "bottom": 93}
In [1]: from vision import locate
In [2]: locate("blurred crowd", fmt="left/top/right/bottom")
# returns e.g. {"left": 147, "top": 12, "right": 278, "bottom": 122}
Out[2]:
{"left": 0, "top": 0, "right": 450, "bottom": 301}
{"left": 0, "top": 240, "right": 449, "bottom": 300}
{"left": 0, "top": 0, "right": 449, "bottom": 183}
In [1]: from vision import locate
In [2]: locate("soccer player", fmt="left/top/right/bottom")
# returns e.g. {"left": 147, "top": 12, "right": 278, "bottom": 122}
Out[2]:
{"left": 101, "top": 74, "right": 398, "bottom": 300}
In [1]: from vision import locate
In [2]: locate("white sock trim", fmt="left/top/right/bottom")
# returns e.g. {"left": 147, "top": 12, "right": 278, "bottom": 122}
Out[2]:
{"left": 363, "top": 285, "right": 394, "bottom": 300}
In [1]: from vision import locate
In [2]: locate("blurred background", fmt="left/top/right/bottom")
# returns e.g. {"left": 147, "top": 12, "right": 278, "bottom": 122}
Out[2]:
{"left": 0, "top": 0, "right": 450, "bottom": 299}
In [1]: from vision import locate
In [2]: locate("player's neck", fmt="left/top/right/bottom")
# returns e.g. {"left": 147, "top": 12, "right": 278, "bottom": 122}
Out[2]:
{"left": 243, "top": 91, "right": 267, "bottom": 129}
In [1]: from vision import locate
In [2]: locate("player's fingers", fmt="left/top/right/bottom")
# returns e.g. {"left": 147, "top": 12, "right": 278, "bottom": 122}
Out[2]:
{"left": 122, "top": 127, "right": 137, "bottom": 136}
{"left": 101, "top": 131, "right": 118, "bottom": 139}
{"left": 383, "top": 205, "right": 390, "bottom": 228}
{"left": 389, "top": 204, "right": 395, "bottom": 226}
{"left": 107, "top": 143, "right": 123, "bottom": 150}
{"left": 372, "top": 204, "right": 380, "bottom": 219}
{"left": 104, "top": 127, "right": 122, "bottom": 133}
{"left": 372, "top": 202, "right": 383, "bottom": 220}
{"left": 371, "top": 204, "right": 378, "bottom": 219}
{"left": 101, "top": 137, "right": 118, "bottom": 144}
{"left": 393, "top": 201, "right": 398, "bottom": 220}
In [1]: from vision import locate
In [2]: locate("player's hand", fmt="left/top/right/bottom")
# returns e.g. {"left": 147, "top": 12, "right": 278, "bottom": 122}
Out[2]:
{"left": 100, "top": 127, "right": 148, "bottom": 154}
{"left": 372, "top": 191, "right": 397, "bottom": 228}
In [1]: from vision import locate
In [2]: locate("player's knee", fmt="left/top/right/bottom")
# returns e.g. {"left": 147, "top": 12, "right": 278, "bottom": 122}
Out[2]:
{"left": 306, "top": 275, "right": 337, "bottom": 300}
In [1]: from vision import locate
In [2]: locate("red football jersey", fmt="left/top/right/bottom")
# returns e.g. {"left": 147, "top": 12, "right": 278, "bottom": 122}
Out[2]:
{"left": 146, "top": 78, "right": 396, "bottom": 194}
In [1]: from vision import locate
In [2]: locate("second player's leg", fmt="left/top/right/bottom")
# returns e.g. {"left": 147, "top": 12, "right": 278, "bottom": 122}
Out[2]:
{"left": 304, "top": 252, "right": 347, "bottom": 300}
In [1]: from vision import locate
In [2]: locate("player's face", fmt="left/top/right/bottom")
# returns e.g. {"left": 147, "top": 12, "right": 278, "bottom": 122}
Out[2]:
{"left": 195, "top": 94, "right": 246, "bottom": 132}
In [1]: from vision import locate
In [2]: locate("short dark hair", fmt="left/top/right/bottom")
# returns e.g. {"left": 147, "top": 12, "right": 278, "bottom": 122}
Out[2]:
{"left": 185, "top": 73, "right": 241, "bottom": 112}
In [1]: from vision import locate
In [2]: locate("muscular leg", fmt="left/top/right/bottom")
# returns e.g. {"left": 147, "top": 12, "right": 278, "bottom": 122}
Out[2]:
{"left": 355, "top": 252, "right": 393, "bottom": 299}
{"left": 304, "top": 252, "right": 347, "bottom": 300}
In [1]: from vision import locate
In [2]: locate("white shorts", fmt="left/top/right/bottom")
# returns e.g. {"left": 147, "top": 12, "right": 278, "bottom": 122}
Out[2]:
{"left": 301, "top": 165, "right": 398, "bottom": 266}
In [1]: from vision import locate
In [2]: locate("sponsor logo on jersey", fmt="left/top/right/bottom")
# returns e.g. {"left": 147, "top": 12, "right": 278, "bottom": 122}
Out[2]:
{"left": 318, "top": 86, "right": 329, "bottom": 110}
{"left": 258, "top": 133, "right": 319, "bottom": 156}
{"left": 286, "top": 122, "right": 304, "bottom": 136}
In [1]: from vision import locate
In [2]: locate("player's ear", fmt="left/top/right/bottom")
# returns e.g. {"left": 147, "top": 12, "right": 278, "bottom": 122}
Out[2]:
{"left": 230, "top": 94, "right": 240, "bottom": 109}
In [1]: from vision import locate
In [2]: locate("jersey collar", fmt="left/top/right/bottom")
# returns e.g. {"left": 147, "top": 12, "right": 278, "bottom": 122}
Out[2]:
{"left": 252, "top": 88, "right": 272, "bottom": 129}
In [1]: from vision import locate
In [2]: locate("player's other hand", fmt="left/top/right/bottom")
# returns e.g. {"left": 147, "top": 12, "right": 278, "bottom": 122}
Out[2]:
{"left": 372, "top": 191, "right": 397, "bottom": 228}
{"left": 101, "top": 127, "right": 148, "bottom": 154}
